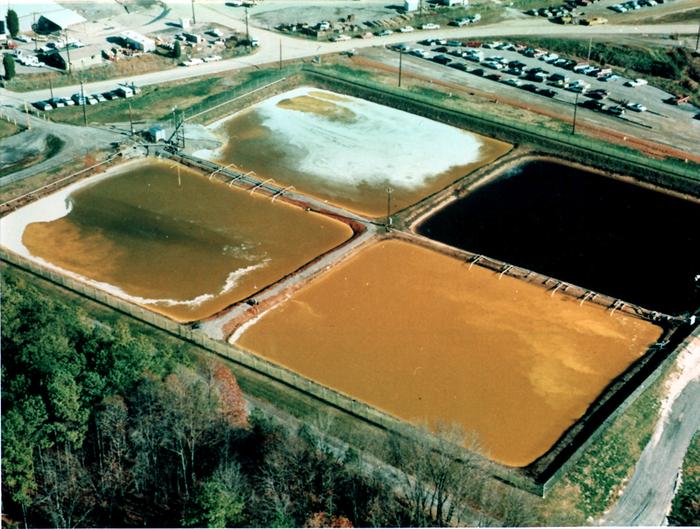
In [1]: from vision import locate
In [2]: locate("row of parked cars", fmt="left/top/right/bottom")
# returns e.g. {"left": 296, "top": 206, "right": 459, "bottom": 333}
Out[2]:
{"left": 32, "top": 85, "right": 139, "bottom": 112}
{"left": 392, "top": 40, "right": 658, "bottom": 117}
{"left": 609, "top": 0, "right": 664, "bottom": 12}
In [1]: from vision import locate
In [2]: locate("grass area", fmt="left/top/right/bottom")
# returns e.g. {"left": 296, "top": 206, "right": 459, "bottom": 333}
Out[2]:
{"left": 492, "top": 36, "right": 700, "bottom": 106}
{"left": 538, "top": 360, "right": 674, "bottom": 523}
{"left": 0, "top": 135, "right": 64, "bottom": 179}
{"left": 45, "top": 66, "right": 290, "bottom": 126}
{"left": 509, "top": 0, "right": 566, "bottom": 10}
{"left": 0, "top": 119, "right": 21, "bottom": 139}
{"left": 669, "top": 430, "right": 700, "bottom": 525}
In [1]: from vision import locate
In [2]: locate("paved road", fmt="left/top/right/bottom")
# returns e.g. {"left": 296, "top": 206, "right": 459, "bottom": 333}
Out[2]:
{"left": 0, "top": 18, "right": 695, "bottom": 107}
{"left": 602, "top": 328, "right": 700, "bottom": 526}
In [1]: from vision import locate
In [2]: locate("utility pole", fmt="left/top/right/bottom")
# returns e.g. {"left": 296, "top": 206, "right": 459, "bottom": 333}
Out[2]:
{"left": 586, "top": 37, "right": 593, "bottom": 62}
{"left": 32, "top": 12, "right": 38, "bottom": 52}
{"left": 49, "top": 77, "right": 54, "bottom": 100}
{"left": 245, "top": 7, "right": 250, "bottom": 47}
{"left": 398, "top": 48, "right": 403, "bottom": 87}
{"left": 64, "top": 30, "right": 72, "bottom": 74}
{"left": 191, "top": 0, "right": 196, "bottom": 25}
{"left": 128, "top": 101, "right": 134, "bottom": 135}
{"left": 571, "top": 91, "right": 580, "bottom": 135}
{"left": 80, "top": 79, "right": 87, "bottom": 126}
{"left": 695, "top": 22, "right": 699, "bottom": 52}
{"left": 279, "top": 40, "right": 283, "bottom": 69}
{"left": 385, "top": 186, "right": 393, "bottom": 231}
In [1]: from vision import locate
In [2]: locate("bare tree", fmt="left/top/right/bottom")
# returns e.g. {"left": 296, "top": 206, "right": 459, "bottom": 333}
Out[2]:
{"left": 388, "top": 422, "right": 487, "bottom": 527}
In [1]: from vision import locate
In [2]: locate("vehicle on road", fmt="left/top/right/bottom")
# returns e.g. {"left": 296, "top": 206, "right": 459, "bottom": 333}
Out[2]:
{"left": 420, "top": 23, "right": 441, "bottom": 30}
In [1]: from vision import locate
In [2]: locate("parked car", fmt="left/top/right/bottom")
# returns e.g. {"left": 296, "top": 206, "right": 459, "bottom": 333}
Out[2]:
{"left": 471, "top": 68, "right": 485, "bottom": 76}
{"left": 420, "top": 23, "right": 440, "bottom": 30}
{"left": 625, "top": 102, "right": 647, "bottom": 112}
{"left": 501, "top": 78, "right": 523, "bottom": 87}
{"left": 605, "top": 105, "right": 625, "bottom": 116}
{"left": 398, "top": 26, "right": 415, "bottom": 33}
{"left": 32, "top": 101, "right": 53, "bottom": 111}
{"left": 432, "top": 54, "right": 452, "bottom": 65}
{"left": 538, "top": 88, "right": 557, "bottom": 97}
{"left": 449, "top": 62, "right": 468, "bottom": 71}
{"left": 581, "top": 99, "right": 604, "bottom": 110}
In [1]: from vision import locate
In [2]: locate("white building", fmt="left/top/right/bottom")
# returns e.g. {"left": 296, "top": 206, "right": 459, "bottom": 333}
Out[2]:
{"left": 404, "top": 0, "right": 419, "bottom": 12}
{"left": 120, "top": 30, "right": 156, "bottom": 52}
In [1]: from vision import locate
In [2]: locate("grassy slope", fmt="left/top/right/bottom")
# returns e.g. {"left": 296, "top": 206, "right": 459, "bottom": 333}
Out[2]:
{"left": 668, "top": 430, "right": 700, "bottom": 525}
{"left": 539, "top": 361, "right": 672, "bottom": 524}
{"left": 0, "top": 119, "right": 21, "bottom": 139}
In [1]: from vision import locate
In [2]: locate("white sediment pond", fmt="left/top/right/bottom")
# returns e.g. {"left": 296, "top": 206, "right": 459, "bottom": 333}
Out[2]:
{"left": 209, "top": 87, "right": 511, "bottom": 216}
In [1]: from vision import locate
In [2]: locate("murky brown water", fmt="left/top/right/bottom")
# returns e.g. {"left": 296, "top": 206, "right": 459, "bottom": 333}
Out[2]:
{"left": 215, "top": 88, "right": 511, "bottom": 218}
{"left": 237, "top": 239, "right": 662, "bottom": 466}
{"left": 21, "top": 159, "right": 352, "bottom": 322}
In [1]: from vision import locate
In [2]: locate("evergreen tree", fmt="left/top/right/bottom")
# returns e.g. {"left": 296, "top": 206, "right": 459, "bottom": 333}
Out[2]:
{"left": 6, "top": 9, "right": 19, "bottom": 38}
{"left": 3, "top": 54, "right": 15, "bottom": 81}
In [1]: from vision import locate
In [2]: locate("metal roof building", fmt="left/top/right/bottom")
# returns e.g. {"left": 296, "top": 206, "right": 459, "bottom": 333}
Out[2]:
{"left": 0, "top": 1, "right": 85, "bottom": 32}
{"left": 37, "top": 9, "right": 86, "bottom": 32}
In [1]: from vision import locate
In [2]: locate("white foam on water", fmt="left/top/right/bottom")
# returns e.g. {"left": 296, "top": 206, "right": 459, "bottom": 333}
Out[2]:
{"left": 256, "top": 87, "right": 484, "bottom": 190}
{"left": 0, "top": 165, "right": 270, "bottom": 312}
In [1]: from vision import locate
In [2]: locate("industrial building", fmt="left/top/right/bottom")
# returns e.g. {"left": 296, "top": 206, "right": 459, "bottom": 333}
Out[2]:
{"left": 404, "top": 0, "right": 419, "bottom": 12}
{"left": 36, "top": 10, "right": 86, "bottom": 33}
{"left": 120, "top": 30, "right": 156, "bottom": 53}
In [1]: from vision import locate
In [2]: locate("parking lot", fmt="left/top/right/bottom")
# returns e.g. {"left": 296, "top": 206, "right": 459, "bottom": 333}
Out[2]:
{"left": 380, "top": 39, "right": 700, "bottom": 153}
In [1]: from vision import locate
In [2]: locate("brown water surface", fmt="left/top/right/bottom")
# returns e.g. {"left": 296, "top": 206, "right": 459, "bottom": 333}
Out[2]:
{"left": 22, "top": 159, "right": 352, "bottom": 322}
{"left": 237, "top": 240, "right": 662, "bottom": 466}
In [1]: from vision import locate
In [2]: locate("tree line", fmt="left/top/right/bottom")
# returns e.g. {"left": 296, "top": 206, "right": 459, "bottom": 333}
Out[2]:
{"left": 2, "top": 270, "right": 539, "bottom": 527}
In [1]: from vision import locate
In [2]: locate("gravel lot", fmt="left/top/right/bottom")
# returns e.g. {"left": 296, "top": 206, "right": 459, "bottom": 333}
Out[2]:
{"left": 370, "top": 41, "right": 700, "bottom": 155}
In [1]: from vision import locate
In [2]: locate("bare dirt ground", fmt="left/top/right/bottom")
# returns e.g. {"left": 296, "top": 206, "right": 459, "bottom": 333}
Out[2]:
{"left": 0, "top": 108, "right": 122, "bottom": 190}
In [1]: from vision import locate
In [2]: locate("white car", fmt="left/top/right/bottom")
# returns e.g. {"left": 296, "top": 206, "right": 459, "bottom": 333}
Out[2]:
{"left": 420, "top": 23, "right": 441, "bottom": 30}
{"left": 330, "top": 34, "right": 352, "bottom": 42}
{"left": 376, "top": 29, "right": 393, "bottom": 36}
{"left": 626, "top": 102, "right": 647, "bottom": 112}
{"left": 398, "top": 26, "right": 414, "bottom": 33}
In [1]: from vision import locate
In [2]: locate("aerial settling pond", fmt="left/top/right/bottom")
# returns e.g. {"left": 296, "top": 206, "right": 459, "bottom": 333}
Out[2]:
{"left": 236, "top": 239, "right": 661, "bottom": 467}
{"left": 212, "top": 87, "right": 511, "bottom": 218}
{"left": 418, "top": 160, "right": 700, "bottom": 315}
{"left": 1, "top": 159, "right": 352, "bottom": 322}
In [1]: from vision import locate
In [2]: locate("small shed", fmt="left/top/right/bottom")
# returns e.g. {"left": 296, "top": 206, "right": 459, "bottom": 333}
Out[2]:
{"left": 147, "top": 126, "right": 167, "bottom": 142}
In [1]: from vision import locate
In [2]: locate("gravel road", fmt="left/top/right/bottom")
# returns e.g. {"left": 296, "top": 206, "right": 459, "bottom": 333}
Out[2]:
{"left": 602, "top": 327, "right": 700, "bottom": 526}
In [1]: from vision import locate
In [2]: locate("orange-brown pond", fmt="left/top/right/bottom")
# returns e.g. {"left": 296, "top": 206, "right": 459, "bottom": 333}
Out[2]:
{"left": 213, "top": 87, "right": 511, "bottom": 218}
{"left": 236, "top": 239, "right": 662, "bottom": 467}
{"left": 5, "top": 159, "right": 352, "bottom": 322}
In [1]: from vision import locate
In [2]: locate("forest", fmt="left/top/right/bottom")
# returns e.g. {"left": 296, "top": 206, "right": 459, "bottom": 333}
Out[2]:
{"left": 1, "top": 270, "right": 541, "bottom": 528}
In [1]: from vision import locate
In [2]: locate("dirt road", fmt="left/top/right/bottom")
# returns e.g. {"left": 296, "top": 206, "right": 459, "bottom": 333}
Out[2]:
{"left": 602, "top": 328, "right": 700, "bottom": 526}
